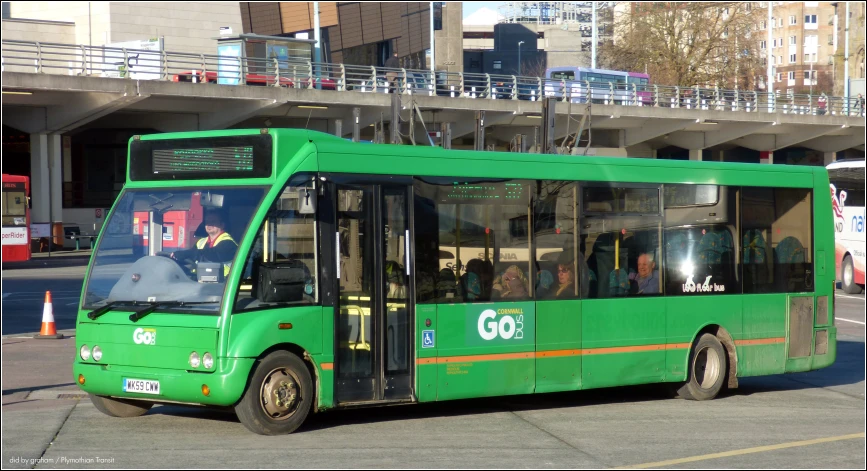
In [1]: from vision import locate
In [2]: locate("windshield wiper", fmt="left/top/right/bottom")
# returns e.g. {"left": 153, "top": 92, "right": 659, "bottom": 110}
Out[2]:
{"left": 87, "top": 301, "right": 127, "bottom": 320}
{"left": 129, "top": 301, "right": 218, "bottom": 323}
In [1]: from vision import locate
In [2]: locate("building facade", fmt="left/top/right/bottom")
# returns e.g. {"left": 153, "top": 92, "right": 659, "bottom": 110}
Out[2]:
{"left": 3, "top": 2, "right": 243, "bottom": 56}
{"left": 241, "top": 2, "right": 432, "bottom": 69}
{"left": 759, "top": 1, "right": 837, "bottom": 95}
{"left": 830, "top": 1, "right": 866, "bottom": 97}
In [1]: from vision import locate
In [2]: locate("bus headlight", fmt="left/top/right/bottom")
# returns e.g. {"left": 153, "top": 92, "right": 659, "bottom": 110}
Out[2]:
{"left": 80, "top": 345, "right": 91, "bottom": 361}
{"left": 202, "top": 353, "right": 214, "bottom": 369}
{"left": 189, "top": 352, "right": 200, "bottom": 368}
{"left": 92, "top": 346, "right": 103, "bottom": 362}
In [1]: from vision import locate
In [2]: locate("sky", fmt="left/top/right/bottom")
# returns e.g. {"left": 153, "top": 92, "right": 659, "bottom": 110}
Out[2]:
{"left": 462, "top": 2, "right": 505, "bottom": 19}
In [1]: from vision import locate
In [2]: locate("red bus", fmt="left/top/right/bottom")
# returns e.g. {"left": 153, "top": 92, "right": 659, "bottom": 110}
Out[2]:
{"left": 2, "top": 174, "right": 31, "bottom": 262}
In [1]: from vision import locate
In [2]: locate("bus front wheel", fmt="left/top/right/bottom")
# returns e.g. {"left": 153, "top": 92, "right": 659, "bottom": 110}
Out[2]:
{"left": 841, "top": 255, "right": 862, "bottom": 294}
{"left": 677, "top": 334, "right": 727, "bottom": 401}
{"left": 235, "top": 351, "right": 312, "bottom": 435}
{"left": 90, "top": 394, "right": 153, "bottom": 417}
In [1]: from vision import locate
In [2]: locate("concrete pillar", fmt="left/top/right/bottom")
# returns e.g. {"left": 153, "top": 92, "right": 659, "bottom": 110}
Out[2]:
{"left": 29, "top": 133, "right": 63, "bottom": 232}
{"left": 49, "top": 134, "right": 62, "bottom": 225}
{"left": 688, "top": 148, "right": 702, "bottom": 161}
{"left": 30, "top": 133, "right": 50, "bottom": 223}
{"left": 823, "top": 152, "right": 836, "bottom": 166}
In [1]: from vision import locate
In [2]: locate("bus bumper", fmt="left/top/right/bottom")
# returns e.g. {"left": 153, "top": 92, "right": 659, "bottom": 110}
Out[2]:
{"left": 73, "top": 357, "right": 256, "bottom": 407}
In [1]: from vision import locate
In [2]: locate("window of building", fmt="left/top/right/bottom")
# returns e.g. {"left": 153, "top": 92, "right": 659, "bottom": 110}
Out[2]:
{"left": 235, "top": 176, "right": 319, "bottom": 311}
{"left": 789, "top": 53, "right": 797, "bottom": 63}
{"left": 761, "top": 40, "right": 767, "bottom": 49}
{"left": 742, "top": 188, "right": 813, "bottom": 293}
{"left": 789, "top": 15, "right": 797, "bottom": 25}
{"left": 760, "top": 20, "right": 767, "bottom": 30}
{"left": 790, "top": 36, "right": 797, "bottom": 45}
{"left": 414, "top": 178, "right": 533, "bottom": 303}
{"left": 493, "top": 60, "right": 502, "bottom": 70}
{"left": 805, "top": 14, "right": 817, "bottom": 26}
{"left": 788, "top": 71, "right": 796, "bottom": 80}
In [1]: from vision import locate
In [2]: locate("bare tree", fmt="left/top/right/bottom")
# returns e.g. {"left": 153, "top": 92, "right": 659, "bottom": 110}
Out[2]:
{"left": 600, "top": 2, "right": 764, "bottom": 88}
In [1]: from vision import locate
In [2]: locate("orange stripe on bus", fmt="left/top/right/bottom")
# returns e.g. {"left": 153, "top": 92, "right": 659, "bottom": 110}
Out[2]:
{"left": 735, "top": 337, "right": 786, "bottom": 346}
{"left": 320, "top": 363, "right": 334, "bottom": 371}
{"left": 536, "top": 349, "right": 581, "bottom": 358}
{"left": 417, "top": 339, "right": 783, "bottom": 365}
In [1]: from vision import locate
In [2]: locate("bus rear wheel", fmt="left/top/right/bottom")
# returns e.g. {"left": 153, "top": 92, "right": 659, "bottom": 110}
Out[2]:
{"left": 235, "top": 351, "right": 312, "bottom": 435}
{"left": 90, "top": 394, "right": 153, "bottom": 417}
{"left": 677, "top": 334, "right": 727, "bottom": 401}
{"left": 841, "top": 255, "right": 863, "bottom": 294}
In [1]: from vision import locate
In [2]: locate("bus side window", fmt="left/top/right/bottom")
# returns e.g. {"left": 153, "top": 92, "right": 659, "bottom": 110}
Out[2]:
{"left": 234, "top": 180, "right": 319, "bottom": 311}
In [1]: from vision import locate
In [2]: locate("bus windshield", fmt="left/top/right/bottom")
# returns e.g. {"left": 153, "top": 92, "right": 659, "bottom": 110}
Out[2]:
{"left": 83, "top": 187, "right": 266, "bottom": 311}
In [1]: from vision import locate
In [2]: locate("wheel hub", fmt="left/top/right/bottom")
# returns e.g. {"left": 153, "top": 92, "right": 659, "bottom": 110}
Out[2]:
{"left": 260, "top": 368, "right": 299, "bottom": 419}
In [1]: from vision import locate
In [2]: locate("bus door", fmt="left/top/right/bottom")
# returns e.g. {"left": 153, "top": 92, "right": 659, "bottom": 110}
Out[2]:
{"left": 330, "top": 179, "right": 414, "bottom": 404}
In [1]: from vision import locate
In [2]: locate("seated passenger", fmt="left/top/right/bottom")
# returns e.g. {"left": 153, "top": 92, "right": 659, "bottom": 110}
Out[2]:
{"left": 553, "top": 260, "right": 576, "bottom": 299}
{"left": 536, "top": 265, "right": 554, "bottom": 299}
{"left": 493, "top": 265, "right": 529, "bottom": 299}
{"left": 631, "top": 252, "right": 660, "bottom": 294}
{"left": 171, "top": 210, "right": 238, "bottom": 277}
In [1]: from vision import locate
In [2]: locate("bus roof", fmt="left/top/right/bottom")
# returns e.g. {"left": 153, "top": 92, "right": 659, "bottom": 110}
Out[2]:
{"left": 128, "top": 129, "right": 820, "bottom": 190}
{"left": 826, "top": 159, "right": 865, "bottom": 170}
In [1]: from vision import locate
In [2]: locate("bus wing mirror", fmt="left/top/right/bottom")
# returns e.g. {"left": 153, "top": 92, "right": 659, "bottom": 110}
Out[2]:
{"left": 298, "top": 188, "right": 316, "bottom": 215}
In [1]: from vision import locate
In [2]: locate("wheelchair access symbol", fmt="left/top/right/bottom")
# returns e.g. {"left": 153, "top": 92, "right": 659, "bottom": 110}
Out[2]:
{"left": 422, "top": 330, "right": 435, "bottom": 348}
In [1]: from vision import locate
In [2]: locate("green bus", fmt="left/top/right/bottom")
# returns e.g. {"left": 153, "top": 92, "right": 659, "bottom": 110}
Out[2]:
{"left": 74, "top": 128, "right": 837, "bottom": 435}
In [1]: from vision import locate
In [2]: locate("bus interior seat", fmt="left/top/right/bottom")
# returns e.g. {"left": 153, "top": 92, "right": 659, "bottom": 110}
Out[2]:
{"left": 697, "top": 228, "right": 735, "bottom": 280}
{"left": 589, "top": 233, "right": 629, "bottom": 298}
{"left": 774, "top": 236, "right": 806, "bottom": 291}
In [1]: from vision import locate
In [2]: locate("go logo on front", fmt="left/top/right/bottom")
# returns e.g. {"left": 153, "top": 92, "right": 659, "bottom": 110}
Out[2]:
{"left": 477, "top": 308, "right": 525, "bottom": 341}
{"left": 133, "top": 328, "right": 157, "bottom": 345}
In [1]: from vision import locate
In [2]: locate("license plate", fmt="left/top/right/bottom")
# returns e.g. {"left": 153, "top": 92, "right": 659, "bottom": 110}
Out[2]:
{"left": 122, "top": 378, "right": 160, "bottom": 395}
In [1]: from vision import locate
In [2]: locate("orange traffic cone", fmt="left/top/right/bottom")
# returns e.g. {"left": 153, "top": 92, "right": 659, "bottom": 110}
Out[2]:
{"left": 35, "top": 291, "right": 64, "bottom": 339}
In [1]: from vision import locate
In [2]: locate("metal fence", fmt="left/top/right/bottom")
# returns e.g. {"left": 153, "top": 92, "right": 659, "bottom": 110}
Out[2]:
{"left": 3, "top": 39, "right": 865, "bottom": 117}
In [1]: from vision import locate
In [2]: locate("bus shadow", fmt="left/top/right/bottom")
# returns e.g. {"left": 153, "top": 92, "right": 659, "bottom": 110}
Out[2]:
{"left": 729, "top": 339, "right": 865, "bottom": 396}
{"left": 143, "top": 339, "right": 864, "bottom": 432}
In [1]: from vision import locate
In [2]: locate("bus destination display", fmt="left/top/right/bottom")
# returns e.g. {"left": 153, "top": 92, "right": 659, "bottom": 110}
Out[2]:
{"left": 443, "top": 181, "right": 528, "bottom": 202}
{"left": 152, "top": 146, "right": 255, "bottom": 174}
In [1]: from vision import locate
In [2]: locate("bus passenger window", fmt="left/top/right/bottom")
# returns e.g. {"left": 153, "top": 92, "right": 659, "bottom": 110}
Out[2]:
{"left": 234, "top": 179, "right": 319, "bottom": 311}
{"left": 663, "top": 185, "right": 739, "bottom": 296}
{"left": 534, "top": 181, "right": 588, "bottom": 300}
{"left": 742, "top": 187, "right": 813, "bottom": 293}
{"left": 414, "top": 178, "right": 534, "bottom": 304}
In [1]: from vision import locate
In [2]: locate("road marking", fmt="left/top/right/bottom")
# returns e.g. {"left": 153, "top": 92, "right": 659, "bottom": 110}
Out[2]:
{"left": 837, "top": 318, "right": 866, "bottom": 325}
{"left": 614, "top": 432, "right": 866, "bottom": 469}
{"left": 837, "top": 294, "right": 866, "bottom": 301}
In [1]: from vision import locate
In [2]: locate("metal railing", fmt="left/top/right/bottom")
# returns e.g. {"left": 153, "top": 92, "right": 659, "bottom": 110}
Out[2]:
{"left": 3, "top": 39, "right": 865, "bottom": 117}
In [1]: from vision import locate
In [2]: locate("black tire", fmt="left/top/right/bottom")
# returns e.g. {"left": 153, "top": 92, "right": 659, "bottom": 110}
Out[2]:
{"left": 90, "top": 394, "right": 153, "bottom": 418}
{"left": 677, "top": 333, "right": 727, "bottom": 401}
{"left": 841, "top": 255, "right": 863, "bottom": 295}
{"left": 235, "top": 351, "right": 313, "bottom": 436}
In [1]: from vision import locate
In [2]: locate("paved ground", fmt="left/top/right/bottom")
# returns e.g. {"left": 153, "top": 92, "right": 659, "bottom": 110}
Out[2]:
{"left": 2, "top": 257, "right": 864, "bottom": 468}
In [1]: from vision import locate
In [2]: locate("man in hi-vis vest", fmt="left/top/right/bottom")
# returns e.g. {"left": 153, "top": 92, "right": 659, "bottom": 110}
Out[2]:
{"left": 171, "top": 210, "right": 238, "bottom": 278}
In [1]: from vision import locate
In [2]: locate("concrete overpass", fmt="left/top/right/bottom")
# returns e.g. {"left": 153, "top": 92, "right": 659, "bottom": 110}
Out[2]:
{"left": 2, "top": 64, "right": 865, "bottom": 234}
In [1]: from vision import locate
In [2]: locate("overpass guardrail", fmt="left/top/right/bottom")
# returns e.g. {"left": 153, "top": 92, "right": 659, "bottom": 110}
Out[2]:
{"left": 2, "top": 39, "right": 865, "bottom": 117}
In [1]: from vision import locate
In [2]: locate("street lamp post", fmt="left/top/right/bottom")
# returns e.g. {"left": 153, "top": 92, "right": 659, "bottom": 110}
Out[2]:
{"left": 518, "top": 40, "right": 524, "bottom": 76}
